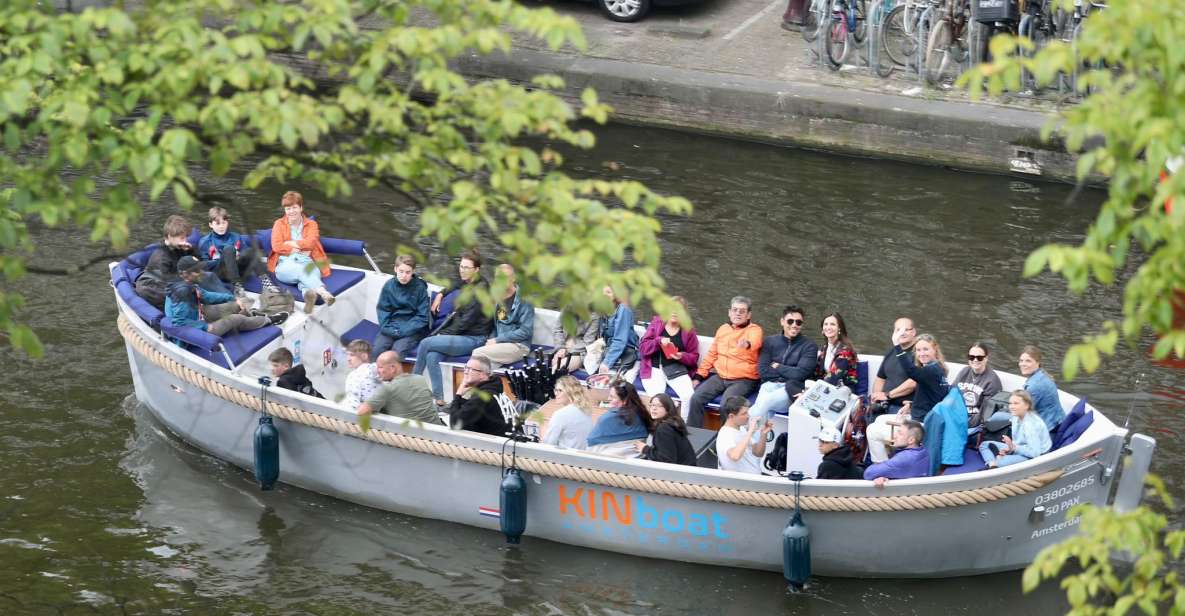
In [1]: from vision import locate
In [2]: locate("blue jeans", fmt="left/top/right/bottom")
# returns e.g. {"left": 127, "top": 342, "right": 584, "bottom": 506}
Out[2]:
{"left": 372, "top": 330, "right": 426, "bottom": 362}
{"left": 749, "top": 381, "right": 791, "bottom": 444}
{"left": 274, "top": 258, "right": 324, "bottom": 293}
{"left": 978, "top": 441, "right": 1031, "bottom": 468}
{"left": 413, "top": 334, "right": 485, "bottom": 399}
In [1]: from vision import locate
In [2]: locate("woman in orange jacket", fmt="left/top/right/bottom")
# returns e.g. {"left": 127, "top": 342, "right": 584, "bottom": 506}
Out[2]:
{"left": 269, "top": 191, "right": 333, "bottom": 313}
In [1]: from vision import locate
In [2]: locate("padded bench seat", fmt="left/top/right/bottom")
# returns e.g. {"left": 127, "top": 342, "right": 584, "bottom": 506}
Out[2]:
{"left": 161, "top": 317, "right": 283, "bottom": 369}
{"left": 242, "top": 269, "right": 366, "bottom": 305}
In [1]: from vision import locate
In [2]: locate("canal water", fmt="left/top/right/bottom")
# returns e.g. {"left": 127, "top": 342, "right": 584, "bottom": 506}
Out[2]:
{"left": 2, "top": 124, "right": 1182, "bottom": 614}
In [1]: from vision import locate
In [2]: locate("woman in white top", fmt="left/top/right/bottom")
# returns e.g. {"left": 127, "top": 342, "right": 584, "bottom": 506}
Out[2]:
{"left": 542, "top": 376, "right": 595, "bottom": 450}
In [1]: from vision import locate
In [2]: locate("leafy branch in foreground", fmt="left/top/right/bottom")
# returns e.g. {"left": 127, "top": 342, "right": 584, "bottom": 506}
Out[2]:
{"left": 1022, "top": 475, "right": 1185, "bottom": 615}
{"left": 0, "top": 0, "right": 693, "bottom": 357}
{"left": 958, "top": 0, "right": 1185, "bottom": 380}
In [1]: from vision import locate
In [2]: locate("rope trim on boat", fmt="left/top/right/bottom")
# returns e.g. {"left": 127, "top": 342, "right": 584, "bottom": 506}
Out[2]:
{"left": 118, "top": 315, "right": 1065, "bottom": 512}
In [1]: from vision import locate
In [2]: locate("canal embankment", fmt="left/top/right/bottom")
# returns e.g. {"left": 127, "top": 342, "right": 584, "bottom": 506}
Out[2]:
{"left": 456, "top": 0, "right": 1079, "bottom": 181}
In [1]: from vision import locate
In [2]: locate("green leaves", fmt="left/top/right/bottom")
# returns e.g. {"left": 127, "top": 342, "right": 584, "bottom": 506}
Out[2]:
{"left": 1022, "top": 477, "right": 1185, "bottom": 615}
{"left": 0, "top": 0, "right": 687, "bottom": 357}
{"left": 961, "top": 0, "right": 1185, "bottom": 375}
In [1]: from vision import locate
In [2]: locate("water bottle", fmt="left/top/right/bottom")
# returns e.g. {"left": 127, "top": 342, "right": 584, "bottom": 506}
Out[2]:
{"left": 293, "top": 339, "right": 302, "bottom": 365}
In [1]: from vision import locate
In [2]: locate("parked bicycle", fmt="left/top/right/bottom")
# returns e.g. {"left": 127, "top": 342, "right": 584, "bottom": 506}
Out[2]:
{"left": 922, "top": 0, "right": 971, "bottom": 84}
{"left": 822, "top": 0, "right": 868, "bottom": 69}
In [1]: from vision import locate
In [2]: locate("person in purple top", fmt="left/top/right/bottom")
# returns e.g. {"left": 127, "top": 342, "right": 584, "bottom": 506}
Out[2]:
{"left": 638, "top": 296, "right": 700, "bottom": 406}
{"left": 864, "top": 419, "right": 930, "bottom": 487}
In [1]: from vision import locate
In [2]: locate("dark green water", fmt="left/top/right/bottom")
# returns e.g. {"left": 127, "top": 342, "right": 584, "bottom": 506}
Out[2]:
{"left": 2, "top": 124, "right": 1181, "bottom": 614}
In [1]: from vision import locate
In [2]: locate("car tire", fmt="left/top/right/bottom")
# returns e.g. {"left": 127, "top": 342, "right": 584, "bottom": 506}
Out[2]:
{"left": 600, "top": 0, "right": 652, "bottom": 22}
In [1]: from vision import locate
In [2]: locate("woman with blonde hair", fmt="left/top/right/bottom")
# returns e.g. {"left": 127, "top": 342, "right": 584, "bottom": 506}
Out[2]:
{"left": 866, "top": 333, "right": 951, "bottom": 462}
{"left": 541, "top": 376, "right": 596, "bottom": 450}
{"left": 978, "top": 389, "right": 1051, "bottom": 468}
{"left": 893, "top": 333, "right": 951, "bottom": 422}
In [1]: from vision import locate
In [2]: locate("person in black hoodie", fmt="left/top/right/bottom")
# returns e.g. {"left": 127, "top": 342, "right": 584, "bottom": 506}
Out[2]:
{"left": 135, "top": 215, "right": 231, "bottom": 308}
{"left": 634, "top": 393, "right": 697, "bottom": 466}
{"left": 815, "top": 424, "right": 863, "bottom": 479}
{"left": 268, "top": 347, "right": 323, "bottom": 398}
{"left": 448, "top": 356, "right": 510, "bottom": 436}
{"left": 414, "top": 249, "right": 495, "bottom": 404}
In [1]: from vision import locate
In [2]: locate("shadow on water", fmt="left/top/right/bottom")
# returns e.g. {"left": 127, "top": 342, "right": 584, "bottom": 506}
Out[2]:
{"left": 1, "top": 122, "right": 1181, "bottom": 613}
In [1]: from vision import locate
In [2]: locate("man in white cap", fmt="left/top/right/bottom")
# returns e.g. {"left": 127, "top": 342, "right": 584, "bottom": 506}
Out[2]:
{"left": 814, "top": 424, "right": 863, "bottom": 480}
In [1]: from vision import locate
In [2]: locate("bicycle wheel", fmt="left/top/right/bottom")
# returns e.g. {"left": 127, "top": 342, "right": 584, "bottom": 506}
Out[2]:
{"left": 824, "top": 19, "right": 850, "bottom": 69}
{"left": 923, "top": 18, "right": 951, "bottom": 84}
{"left": 803, "top": 0, "right": 823, "bottom": 43}
{"left": 881, "top": 5, "right": 915, "bottom": 67}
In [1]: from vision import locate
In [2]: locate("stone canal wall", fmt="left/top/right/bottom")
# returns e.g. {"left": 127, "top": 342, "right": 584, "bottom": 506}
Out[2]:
{"left": 456, "top": 48, "right": 1078, "bottom": 182}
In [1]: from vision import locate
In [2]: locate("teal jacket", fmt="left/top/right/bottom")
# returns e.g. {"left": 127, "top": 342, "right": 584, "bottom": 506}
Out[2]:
{"left": 492, "top": 292, "right": 534, "bottom": 344}
{"left": 164, "top": 281, "right": 235, "bottom": 330}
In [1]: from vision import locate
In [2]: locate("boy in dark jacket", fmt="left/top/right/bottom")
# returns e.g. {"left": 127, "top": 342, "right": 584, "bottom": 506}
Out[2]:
{"left": 269, "top": 347, "right": 324, "bottom": 399}
{"left": 372, "top": 255, "right": 431, "bottom": 360}
{"left": 814, "top": 425, "right": 864, "bottom": 480}
{"left": 136, "top": 215, "right": 201, "bottom": 308}
{"left": 198, "top": 206, "right": 263, "bottom": 295}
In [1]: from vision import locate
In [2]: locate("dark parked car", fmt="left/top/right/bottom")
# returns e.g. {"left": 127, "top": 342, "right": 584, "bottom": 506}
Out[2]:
{"left": 591, "top": 0, "right": 706, "bottom": 22}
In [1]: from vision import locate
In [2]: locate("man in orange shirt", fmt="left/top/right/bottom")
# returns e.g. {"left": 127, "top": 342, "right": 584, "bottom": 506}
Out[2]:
{"left": 686, "top": 296, "right": 764, "bottom": 428}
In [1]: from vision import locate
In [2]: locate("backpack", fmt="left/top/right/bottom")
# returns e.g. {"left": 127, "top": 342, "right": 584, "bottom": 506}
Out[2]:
{"left": 763, "top": 432, "right": 789, "bottom": 474}
{"left": 258, "top": 277, "right": 294, "bottom": 316}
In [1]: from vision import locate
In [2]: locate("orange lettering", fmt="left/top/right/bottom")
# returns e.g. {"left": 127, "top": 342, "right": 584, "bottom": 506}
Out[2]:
{"left": 601, "top": 492, "right": 632, "bottom": 525}
{"left": 559, "top": 485, "right": 585, "bottom": 517}
{"left": 588, "top": 488, "right": 596, "bottom": 518}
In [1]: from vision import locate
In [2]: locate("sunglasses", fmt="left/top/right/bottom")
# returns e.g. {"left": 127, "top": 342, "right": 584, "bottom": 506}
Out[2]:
{"left": 967, "top": 354, "right": 987, "bottom": 361}
{"left": 785, "top": 318, "right": 804, "bottom": 326}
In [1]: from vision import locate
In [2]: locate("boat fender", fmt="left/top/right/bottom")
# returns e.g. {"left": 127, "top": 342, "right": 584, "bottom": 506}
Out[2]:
{"left": 782, "top": 471, "right": 811, "bottom": 591}
{"left": 499, "top": 437, "right": 528, "bottom": 544}
{"left": 254, "top": 376, "right": 280, "bottom": 491}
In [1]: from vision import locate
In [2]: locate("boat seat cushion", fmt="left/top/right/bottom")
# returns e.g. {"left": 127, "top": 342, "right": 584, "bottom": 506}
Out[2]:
{"left": 252, "top": 229, "right": 367, "bottom": 257}
{"left": 1051, "top": 398, "right": 1092, "bottom": 450}
{"left": 339, "top": 319, "right": 425, "bottom": 360}
{"left": 939, "top": 448, "right": 987, "bottom": 475}
{"left": 242, "top": 269, "right": 366, "bottom": 304}
{"left": 340, "top": 319, "right": 381, "bottom": 347}
{"left": 856, "top": 361, "right": 869, "bottom": 398}
{"left": 114, "top": 276, "right": 164, "bottom": 329}
{"left": 162, "top": 317, "right": 283, "bottom": 369}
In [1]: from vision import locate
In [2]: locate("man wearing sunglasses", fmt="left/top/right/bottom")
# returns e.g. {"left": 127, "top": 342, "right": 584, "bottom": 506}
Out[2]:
{"left": 749, "top": 305, "right": 819, "bottom": 427}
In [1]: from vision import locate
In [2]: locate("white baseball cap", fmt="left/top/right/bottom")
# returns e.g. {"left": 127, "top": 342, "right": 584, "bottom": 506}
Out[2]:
{"left": 814, "top": 425, "right": 842, "bottom": 444}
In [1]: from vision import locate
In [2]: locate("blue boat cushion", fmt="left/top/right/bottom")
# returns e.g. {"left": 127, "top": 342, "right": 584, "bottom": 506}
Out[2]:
{"left": 115, "top": 278, "right": 163, "bottom": 328}
{"left": 162, "top": 317, "right": 283, "bottom": 369}
{"left": 856, "top": 360, "right": 869, "bottom": 398}
{"left": 339, "top": 318, "right": 426, "bottom": 361}
{"left": 253, "top": 229, "right": 366, "bottom": 257}
{"left": 1051, "top": 398, "right": 1093, "bottom": 450}
{"left": 340, "top": 319, "right": 381, "bottom": 347}
{"left": 110, "top": 262, "right": 131, "bottom": 286}
{"left": 434, "top": 289, "right": 459, "bottom": 319}
{"left": 939, "top": 448, "right": 987, "bottom": 475}
{"left": 242, "top": 269, "right": 366, "bottom": 304}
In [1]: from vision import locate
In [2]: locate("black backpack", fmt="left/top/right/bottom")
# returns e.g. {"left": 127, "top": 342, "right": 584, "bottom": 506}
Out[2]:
{"left": 763, "top": 432, "right": 789, "bottom": 474}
